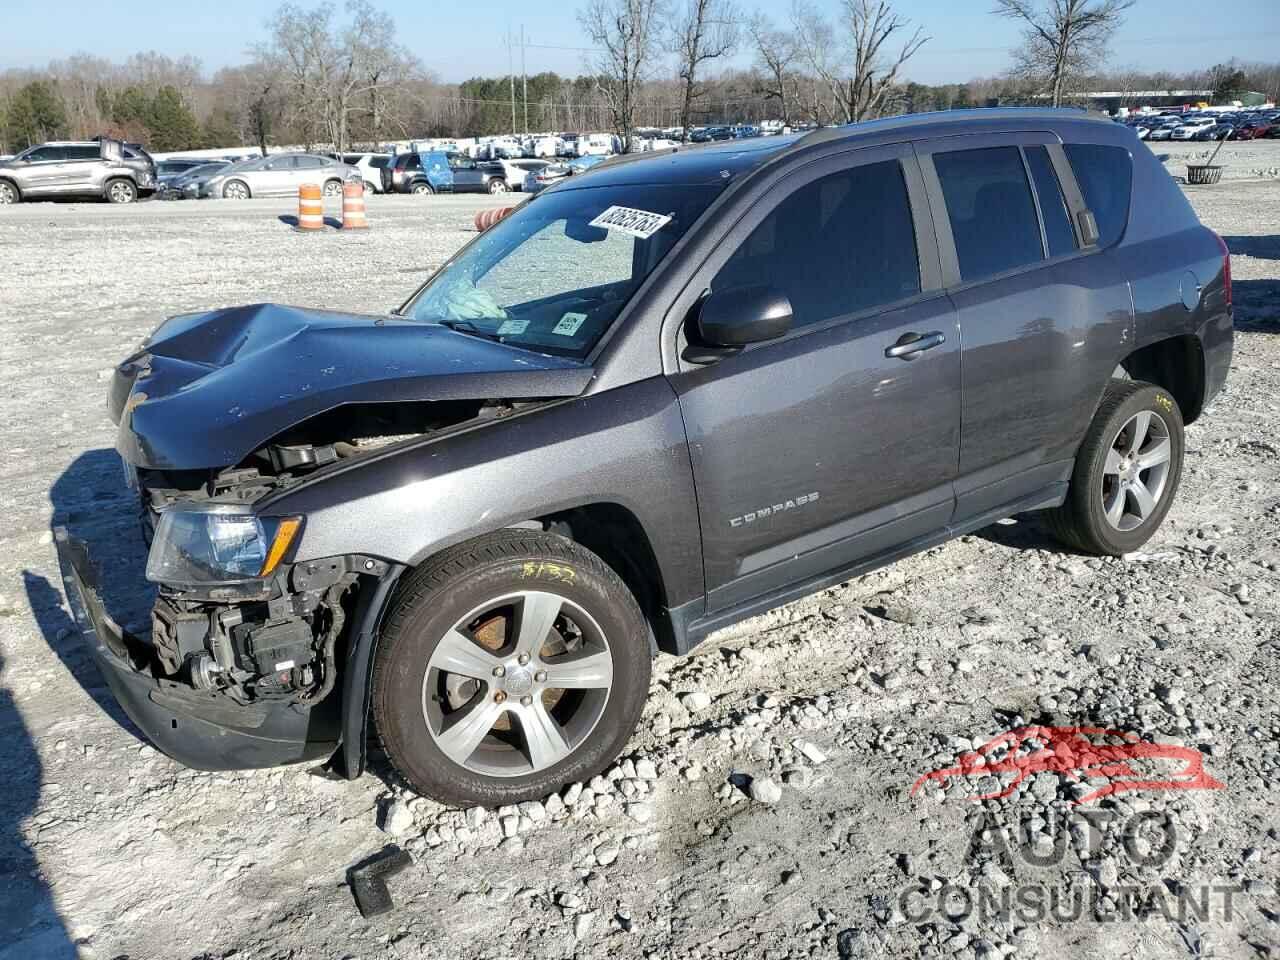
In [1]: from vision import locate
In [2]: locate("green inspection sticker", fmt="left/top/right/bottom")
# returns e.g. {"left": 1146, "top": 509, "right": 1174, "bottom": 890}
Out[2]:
{"left": 552, "top": 312, "right": 588, "bottom": 336}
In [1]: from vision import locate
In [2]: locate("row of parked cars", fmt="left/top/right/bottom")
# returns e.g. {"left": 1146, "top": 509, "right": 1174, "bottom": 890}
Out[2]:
{"left": 1123, "top": 109, "right": 1280, "bottom": 142}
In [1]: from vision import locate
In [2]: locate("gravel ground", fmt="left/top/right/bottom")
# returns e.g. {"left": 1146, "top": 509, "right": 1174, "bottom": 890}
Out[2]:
{"left": 0, "top": 163, "right": 1277, "bottom": 960}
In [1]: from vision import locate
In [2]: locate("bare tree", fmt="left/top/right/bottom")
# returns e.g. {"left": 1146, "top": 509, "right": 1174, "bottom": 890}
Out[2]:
{"left": 670, "top": 0, "right": 739, "bottom": 139}
{"left": 748, "top": 12, "right": 797, "bottom": 126}
{"left": 579, "top": 0, "right": 664, "bottom": 150}
{"left": 792, "top": 0, "right": 927, "bottom": 124}
{"left": 993, "top": 0, "right": 1134, "bottom": 107}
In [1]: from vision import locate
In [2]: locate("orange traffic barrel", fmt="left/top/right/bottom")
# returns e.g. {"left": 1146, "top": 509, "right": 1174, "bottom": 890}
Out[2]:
{"left": 297, "top": 183, "right": 323, "bottom": 231}
{"left": 341, "top": 179, "right": 368, "bottom": 230}
{"left": 474, "top": 206, "right": 515, "bottom": 232}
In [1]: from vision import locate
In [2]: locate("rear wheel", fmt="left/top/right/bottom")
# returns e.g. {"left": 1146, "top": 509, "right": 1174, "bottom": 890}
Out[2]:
{"left": 322, "top": 178, "right": 343, "bottom": 197}
{"left": 488, "top": 178, "right": 509, "bottom": 194}
{"left": 411, "top": 182, "right": 433, "bottom": 196}
{"left": 105, "top": 179, "right": 137, "bottom": 204}
{"left": 372, "top": 530, "right": 651, "bottom": 807}
{"left": 1047, "top": 380, "right": 1184, "bottom": 556}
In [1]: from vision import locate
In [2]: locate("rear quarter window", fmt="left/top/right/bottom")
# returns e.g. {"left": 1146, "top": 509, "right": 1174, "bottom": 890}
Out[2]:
{"left": 1064, "top": 144, "right": 1132, "bottom": 247}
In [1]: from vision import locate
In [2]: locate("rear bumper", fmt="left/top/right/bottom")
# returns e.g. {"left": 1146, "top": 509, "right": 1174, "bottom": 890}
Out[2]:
{"left": 54, "top": 528, "right": 338, "bottom": 771}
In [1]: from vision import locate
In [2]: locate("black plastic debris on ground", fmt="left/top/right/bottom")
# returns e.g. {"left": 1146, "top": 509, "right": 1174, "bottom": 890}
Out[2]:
{"left": 348, "top": 845, "right": 413, "bottom": 918}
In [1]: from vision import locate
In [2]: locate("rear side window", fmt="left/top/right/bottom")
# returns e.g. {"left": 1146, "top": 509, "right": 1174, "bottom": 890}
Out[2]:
{"left": 712, "top": 159, "right": 920, "bottom": 327}
{"left": 934, "top": 146, "right": 1043, "bottom": 282}
{"left": 1024, "top": 146, "right": 1076, "bottom": 257}
{"left": 1064, "top": 144, "right": 1132, "bottom": 247}
{"left": 65, "top": 145, "right": 101, "bottom": 161}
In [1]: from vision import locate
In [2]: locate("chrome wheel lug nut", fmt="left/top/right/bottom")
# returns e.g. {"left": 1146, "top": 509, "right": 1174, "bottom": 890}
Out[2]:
{"left": 520, "top": 695, "right": 533, "bottom": 706}
{"left": 517, "top": 653, "right": 530, "bottom": 666}
{"left": 492, "top": 665, "right": 506, "bottom": 678}
{"left": 494, "top": 691, "right": 507, "bottom": 704}
{"left": 534, "top": 670, "right": 547, "bottom": 683}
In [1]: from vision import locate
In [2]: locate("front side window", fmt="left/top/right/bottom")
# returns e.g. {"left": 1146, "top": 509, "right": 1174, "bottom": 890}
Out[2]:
{"left": 1064, "top": 143, "right": 1132, "bottom": 248}
{"left": 934, "top": 146, "right": 1044, "bottom": 282}
{"left": 712, "top": 159, "right": 921, "bottom": 327}
{"left": 1024, "top": 146, "right": 1076, "bottom": 257}
{"left": 402, "top": 183, "right": 723, "bottom": 357}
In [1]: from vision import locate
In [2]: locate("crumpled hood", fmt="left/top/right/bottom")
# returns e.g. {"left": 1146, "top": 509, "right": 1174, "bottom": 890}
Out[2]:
{"left": 112, "top": 303, "right": 593, "bottom": 470}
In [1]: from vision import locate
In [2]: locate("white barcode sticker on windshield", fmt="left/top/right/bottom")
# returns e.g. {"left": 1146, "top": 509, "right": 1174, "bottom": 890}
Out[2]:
{"left": 496, "top": 318, "right": 529, "bottom": 335}
{"left": 552, "top": 312, "right": 588, "bottom": 336}
{"left": 589, "top": 205, "right": 672, "bottom": 239}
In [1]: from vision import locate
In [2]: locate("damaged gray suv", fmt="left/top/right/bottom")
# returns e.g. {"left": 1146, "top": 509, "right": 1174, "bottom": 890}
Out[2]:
{"left": 59, "top": 109, "right": 1232, "bottom": 807}
{"left": 0, "top": 138, "right": 156, "bottom": 203}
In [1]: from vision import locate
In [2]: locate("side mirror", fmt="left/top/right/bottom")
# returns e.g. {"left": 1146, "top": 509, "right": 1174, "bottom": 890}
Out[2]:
{"left": 686, "top": 285, "right": 792, "bottom": 363}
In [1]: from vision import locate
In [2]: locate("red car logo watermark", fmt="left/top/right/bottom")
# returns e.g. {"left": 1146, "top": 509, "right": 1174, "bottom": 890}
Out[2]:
{"left": 911, "top": 725, "right": 1224, "bottom": 805}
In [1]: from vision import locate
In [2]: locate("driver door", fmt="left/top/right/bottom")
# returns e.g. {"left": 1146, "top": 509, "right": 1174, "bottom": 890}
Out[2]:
{"left": 666, "top": 145, "right": 962, "bottom": 614}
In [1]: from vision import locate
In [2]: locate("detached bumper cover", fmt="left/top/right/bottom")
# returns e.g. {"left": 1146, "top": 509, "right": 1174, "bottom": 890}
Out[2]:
{"left": 54, "top": 528, "right": 338, "bottom": 771}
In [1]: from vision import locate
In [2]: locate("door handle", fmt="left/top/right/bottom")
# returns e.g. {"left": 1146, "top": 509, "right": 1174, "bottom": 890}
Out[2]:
{"left": 885, "top": 331, "right": 946, "bottom": 360}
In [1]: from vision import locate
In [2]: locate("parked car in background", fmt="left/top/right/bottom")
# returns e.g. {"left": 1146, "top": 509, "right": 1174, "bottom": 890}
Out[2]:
{"left": 155, "top": 158, "right": 211, "bottom": 188}
{"left": 0, "top": 138, "right": 156, "bottom": 204}
{"left": 521, "top": 154, "right": 609, "bottom": 194}
{"left": 576, "top": 133, "right": 615, "bottom": 156}
{"left": 1192, "top": 122, "right": 1235, "bottom": 142}
{"left": 1171, "top": 117, "right": 1215, "bottom": 140}
{"left": 203, "top": 153, "right": 358, "bottom": 200}
{"left": 160, "top": 160, "right": 230, "bottom": 199}
{"left": 382, "top": 151, "right": 510, "bottom": 195}
{"left": 498, "top": 158, "right": 550, "bottom": 190}
{"left": 333, "top": 152, "right": 392, "bottom": 193}
{"left": 1231, "top": 120, "right": 1273, "bottom": 140}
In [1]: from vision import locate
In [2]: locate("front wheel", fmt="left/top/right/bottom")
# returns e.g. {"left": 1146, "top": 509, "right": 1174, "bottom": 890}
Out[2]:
{"left": 222, "top": 179, "right": 250, "bottom": 200}
{"left": 372, "top": 530, "right": 651, "bottom": 807}
{"left": 105, "top": 179, "right": 137, "bottom": 204}
{"left": 0, "top": 180, "right": 19, "bottom": 204}
{"left": 1047, "top": 380, "right": 1184, "bottom": 556}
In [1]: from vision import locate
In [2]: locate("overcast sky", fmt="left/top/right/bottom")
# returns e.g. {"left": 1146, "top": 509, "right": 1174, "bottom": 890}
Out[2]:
{"left": 3, "top": 0, "right": 1278, "bottom": 85}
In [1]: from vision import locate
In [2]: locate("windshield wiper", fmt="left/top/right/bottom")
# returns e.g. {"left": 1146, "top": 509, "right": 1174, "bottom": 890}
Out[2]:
{"left": 437, "top": 319, "right": 505, "bottom": 342}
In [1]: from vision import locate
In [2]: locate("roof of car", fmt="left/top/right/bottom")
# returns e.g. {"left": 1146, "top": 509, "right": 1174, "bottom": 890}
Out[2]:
{"left": 576, "top": 108, "right": 1113, "bottom": 188}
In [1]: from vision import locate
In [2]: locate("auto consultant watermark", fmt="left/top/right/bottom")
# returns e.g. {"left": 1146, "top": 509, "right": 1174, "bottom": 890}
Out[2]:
{"left": 893, "top": 725, "right": 1240, "bottom": 925}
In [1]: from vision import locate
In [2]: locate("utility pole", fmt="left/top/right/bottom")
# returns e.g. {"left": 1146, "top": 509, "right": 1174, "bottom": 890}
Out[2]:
{"left": 507, "top": 28, "right": 516, "bottom": 137}
{"left": 521, "top": 25, "right": 528, "bottom": 135}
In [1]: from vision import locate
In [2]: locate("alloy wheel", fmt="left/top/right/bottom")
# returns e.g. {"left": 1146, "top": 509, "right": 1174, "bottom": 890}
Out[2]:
{"left": 0, "top": 183, "right": 15, "bottom": 204}
{"left": 1100, "top": 410, "right": 1172, "bottom": 532}
{"left": 422, "top": 591, "right": 614, "bottom": 778}
{"left": 108, "top": 181, "right": 135, "bottom": 204}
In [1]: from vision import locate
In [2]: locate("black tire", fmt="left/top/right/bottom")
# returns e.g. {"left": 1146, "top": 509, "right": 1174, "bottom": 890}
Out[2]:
{"left": 104, "top": 178, "right": 137, "bottom": 204}
{"left": 1047, "top": 380, "right": 1185, "bottom": 556}
{"left": 487, "top": 178, "right": 509, "bottom": 194}
{"left": 222, "top": 179, "right": 251, "bottom": 200}
{"left": 322, "top": 178, "right": 343, "bottom": 197}
{"left": 372, "top": 529, "right": 651, "bottom": 807}
{"left": 0, "top": 179, "right": 20, "bottom": 204}
{"left": 410, "top": 181, "right": 433, "bottom": 195}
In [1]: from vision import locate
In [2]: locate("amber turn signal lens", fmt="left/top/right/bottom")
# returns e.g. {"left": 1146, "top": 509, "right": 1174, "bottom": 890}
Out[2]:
{"left": 259, "top": 517, "right": 303, "bottom": 577}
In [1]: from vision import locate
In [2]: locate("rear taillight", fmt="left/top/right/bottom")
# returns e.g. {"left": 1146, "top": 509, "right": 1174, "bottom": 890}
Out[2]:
{"left": 1214, "top": 231, "right": 1232, "bottom": 308}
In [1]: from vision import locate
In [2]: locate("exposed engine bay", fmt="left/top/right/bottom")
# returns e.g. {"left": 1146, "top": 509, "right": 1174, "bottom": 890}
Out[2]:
{"left": 134, "top": 398, "right": 526, "bottom": 707}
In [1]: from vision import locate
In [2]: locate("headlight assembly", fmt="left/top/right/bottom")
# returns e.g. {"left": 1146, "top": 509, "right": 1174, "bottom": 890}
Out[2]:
{"left": 146, "top": 504, "right": 302, "bottom": 587}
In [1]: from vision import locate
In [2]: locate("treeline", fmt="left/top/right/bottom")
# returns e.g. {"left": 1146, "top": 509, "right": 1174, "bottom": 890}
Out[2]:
{"left": 1, "top": 5, "right": 1277, "bottom": 155}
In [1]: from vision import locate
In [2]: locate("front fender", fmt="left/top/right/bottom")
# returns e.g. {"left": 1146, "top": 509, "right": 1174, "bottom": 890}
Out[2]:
{"left": 261, "top": 376, "right": 703, "bottom": 609}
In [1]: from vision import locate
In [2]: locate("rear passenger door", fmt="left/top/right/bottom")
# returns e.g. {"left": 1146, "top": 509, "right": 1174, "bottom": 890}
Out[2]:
{"left": 916, "top": 134, "right": 1133, "bottom": 521}
{"left": 668, "top": 145, "right": 961, "bottom": 614}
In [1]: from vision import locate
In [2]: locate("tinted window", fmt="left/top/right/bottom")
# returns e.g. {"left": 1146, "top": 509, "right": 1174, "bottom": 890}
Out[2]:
{"left": 294, "top": 155, "right": 325, "bottom": 169}
{"left": 1064, "top": 143, "right": 1132, "bottom": 247}
{"left": 1024, "top": 146, "right": 1076, "bottom": 257}
{"left": 712, "top": 160, "right": 920, "bottom": 327}
{"left": 25, "top": 146, "right": 67, "bottom": 162}
{"left": 369, "top": 156, "right": 390, "bottom": 168}
{"left": 934, "top": 147, "right": 1044, "bottom": 282}
{"left": 64, "top": 145, "right": 101, "bottom": 161}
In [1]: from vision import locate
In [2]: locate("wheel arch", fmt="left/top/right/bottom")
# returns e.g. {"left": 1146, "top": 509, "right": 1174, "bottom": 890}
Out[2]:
{"left": 1117, "top": 334, "right": 1206, "bottom": 424}
{"left": 0, "top": 176, "right": 20, "bottom": 201}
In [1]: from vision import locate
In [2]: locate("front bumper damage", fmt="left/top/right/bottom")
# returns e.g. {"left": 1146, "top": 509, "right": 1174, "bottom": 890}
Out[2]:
{"left": 54, "top": 528, "right": 339, "bottom": 770}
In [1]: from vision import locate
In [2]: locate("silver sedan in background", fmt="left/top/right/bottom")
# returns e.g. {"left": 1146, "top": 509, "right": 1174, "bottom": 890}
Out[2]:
{"left": 202, "top": 153, "right": 360, "bottom": 199}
